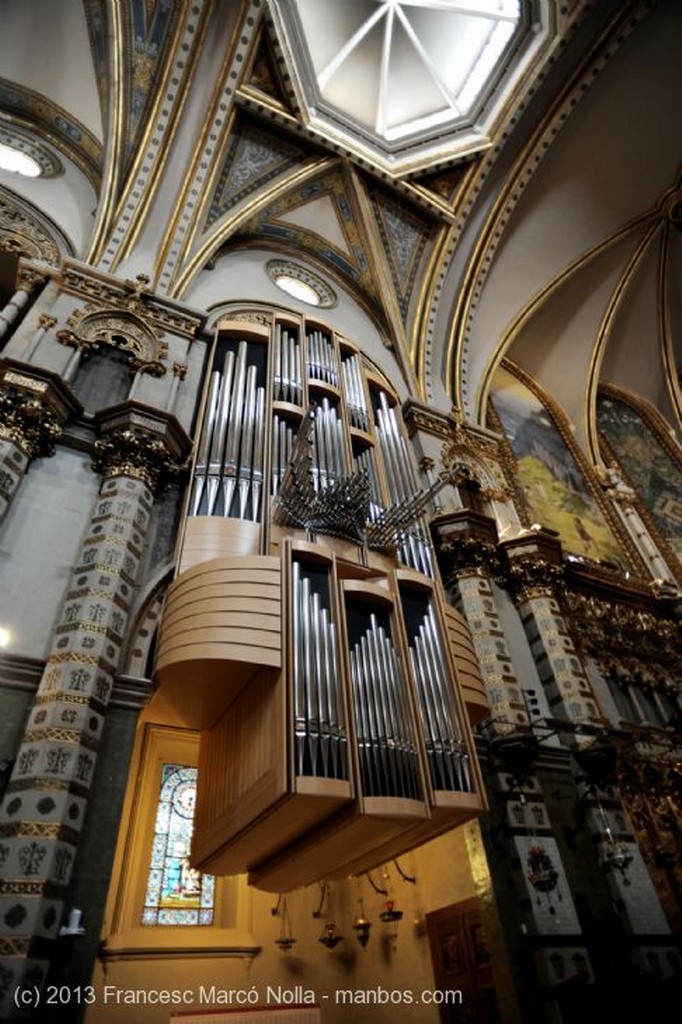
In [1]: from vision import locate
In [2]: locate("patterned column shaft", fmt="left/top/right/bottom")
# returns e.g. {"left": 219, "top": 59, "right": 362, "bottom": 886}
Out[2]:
{"left": 0, "top": 472, "right": 153, "bottom": 1005}
{"left": 517, "top": 591, "right": 601, "bottom": 727}
{"left": 23, "top": 315, "right": 56, "bottom": 363}
{"left": 0, "top": 439, "right": 29, "bottom": 520}
{"left": 598, "top": 468, "right": 677, "bottom": 583}
{"left": 573, "top": 772, "right": 677, "bottom": 980}
{"left": 615, "top": 503, "right": 675, "bottom": 582}
{"left": 0, "top": 408, "right": 188, "bottom": 1015}
{"left": 454, "top": 571, "right": 530, "bottom": 736}
{"left": 439, "top": 539, "right": 593, "bottom": 994}
{"left": 0, "top": 268, "right": 47, "bottom": 346}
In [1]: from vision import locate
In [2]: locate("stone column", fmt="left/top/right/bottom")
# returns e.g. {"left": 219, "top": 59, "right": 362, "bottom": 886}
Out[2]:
{"left": 502, "top": 531, "right": 602, "bottom": 730}
{"left": 0, "top": 403, "right": 189, "bottom": 1017}
{"left": 572, "top": 745, "right": 677, "bottom": 984}
{"left": 0, "top": 361, "right": 81, "bottom": 521}
{"left": 0, "top": 268, "right": 47, "bottom": 344}
{"left": 433, "top": 510, "right": 530, "bottom": 737}
{"left": 432, "top": 512, "right": 594, "bottom": 1008}
{"left": 23, "top": 316, "right": 56, "bottom": 363}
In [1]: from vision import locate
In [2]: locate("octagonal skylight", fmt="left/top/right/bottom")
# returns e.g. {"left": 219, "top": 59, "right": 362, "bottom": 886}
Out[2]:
{"left": 269, "top": 0, "right": 556, "bottom": 175}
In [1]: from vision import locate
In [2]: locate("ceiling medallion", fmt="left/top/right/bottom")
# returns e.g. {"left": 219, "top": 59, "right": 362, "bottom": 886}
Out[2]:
{"left": 269, "top": 1, "right": 559, "bottom": 175}
{"left": 267, "top": 259, "right": 337, "bottom": 308}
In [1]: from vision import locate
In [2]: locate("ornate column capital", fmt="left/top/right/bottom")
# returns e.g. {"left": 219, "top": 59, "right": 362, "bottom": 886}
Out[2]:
{"left": 0, "top": 359, "right": 82, "bottom": 458}
{"left": 431, "top": 510, "right": 501, "bottom": 579}
{"left": 15, "top": 264, "right": 48, "bottom": 293}
{"left": 500, "top": 528, "right": 565, "bottom": 602}
{"left": 93, "top": 400, "right": 191, "bottom": 493}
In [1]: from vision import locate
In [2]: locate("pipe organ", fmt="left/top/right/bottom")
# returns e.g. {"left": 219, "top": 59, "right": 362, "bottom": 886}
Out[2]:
{"left": 153, "top": 312, "right": 487, "bottom": 891}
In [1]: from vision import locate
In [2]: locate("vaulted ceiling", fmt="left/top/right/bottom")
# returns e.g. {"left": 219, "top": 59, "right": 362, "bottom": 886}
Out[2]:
{"left": 0, "top": 0, "right": 680, "bottom": 454}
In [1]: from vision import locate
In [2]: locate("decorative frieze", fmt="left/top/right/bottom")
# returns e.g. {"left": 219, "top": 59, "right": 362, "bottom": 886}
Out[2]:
{"left": 0, "top": 197, "right": 61, "bottom": 265}
{"left": 59, "top": 263, "right": 205, "bottom": 340}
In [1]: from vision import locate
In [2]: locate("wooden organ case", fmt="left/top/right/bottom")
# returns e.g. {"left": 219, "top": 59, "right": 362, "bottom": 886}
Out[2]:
{"left": 152, "top": 311, "right": 488, "bottom": 891}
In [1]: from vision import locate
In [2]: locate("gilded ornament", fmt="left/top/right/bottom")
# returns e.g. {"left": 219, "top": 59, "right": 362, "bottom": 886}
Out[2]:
{"left": 92, "top": 428, "right": 187, "bottom": 494}
{"left": 0, "top": 387, "right": 62, "bottom": 458}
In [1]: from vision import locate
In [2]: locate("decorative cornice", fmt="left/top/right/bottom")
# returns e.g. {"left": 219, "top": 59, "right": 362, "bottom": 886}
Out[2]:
{"left": 93, "top": 401, "right": 191, "bottom": 494}
{"left": 58, "top": 262, "right": 206, "bottom": 340}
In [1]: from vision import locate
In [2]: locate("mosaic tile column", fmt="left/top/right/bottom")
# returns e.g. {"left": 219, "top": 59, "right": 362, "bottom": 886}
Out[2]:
{"left": 0, "top": 362, "right": 81, "bottom": 521}
{"left": 503, "top": 535, "right": 602, "bottom": 731}
{"left": 432, "top": 512, "right": 530, "bottom": 737}
{"left": 0, "top": 405, "right": 189, "bottom": 1017}
{"left": 572, "top": 750, "right": 677, "bottom": 983}
{"left": 433, "top": 517, "right": 594, "bottom": 1003}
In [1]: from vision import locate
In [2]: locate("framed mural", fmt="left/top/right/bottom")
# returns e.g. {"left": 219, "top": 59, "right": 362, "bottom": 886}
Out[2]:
{"left": 597, "top": 388, "right": 682, "bottom": 565}
{"left": 489, "top": 365, "right": 627, "bottom": 567}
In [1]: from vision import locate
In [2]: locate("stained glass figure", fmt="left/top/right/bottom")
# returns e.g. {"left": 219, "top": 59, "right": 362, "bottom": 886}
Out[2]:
{"left": 142, "top": 764, "right": 215, "bottom": 926}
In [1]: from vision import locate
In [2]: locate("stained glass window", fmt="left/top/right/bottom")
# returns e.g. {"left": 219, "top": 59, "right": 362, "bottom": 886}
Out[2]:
{"left": 142, "top": 764, "right": 215, "bottom": 926}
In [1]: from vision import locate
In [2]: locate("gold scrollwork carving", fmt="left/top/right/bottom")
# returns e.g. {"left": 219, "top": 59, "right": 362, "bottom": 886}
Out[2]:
{"left": 92, "top": 428, "right": 187, "bottom": 494}
{"left": 503, "top": 558, "right": 566, "bottom": 604}
{"left": 0, "top": 386, "right": 62, "bottom": 458}
{"left": 58, "top": 303, "right": 168, "bottom": 377}
{"left": 438, "top": 534, "right": 501, "bottom": 580}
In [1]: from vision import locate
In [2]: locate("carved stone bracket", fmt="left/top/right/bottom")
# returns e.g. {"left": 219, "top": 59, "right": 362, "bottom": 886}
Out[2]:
{"left": 0, "top": 358, "right": 82, "bottom": 458}
{"left": 15, "top": 264, "right": 48, "bottom": 293}
{"left": 93, "top": 400, "right": 191, "bottom": 494}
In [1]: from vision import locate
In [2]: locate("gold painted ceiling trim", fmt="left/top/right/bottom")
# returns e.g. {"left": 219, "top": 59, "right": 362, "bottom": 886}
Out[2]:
{"left": 169, "top": 156, "right": 335, "bottom": 300}
{"left": 411, "top": 222, "right": 453, "bottom": 392}
{"left": 153, "top": 0, "right": 263, "bottom": 294}
{"left": 441, "top": 0, "right": 651, "bottom": 415}
{"left": 347, "top": 165, "right": 420, "bottom": 398}
{"left": 476, "top": 209, "right": 658, "bottom": 426}
{"left": 411, "top": 159, "right": 479, "bottom": 402}
{"left": 110, "top": 0, "right": 212, "bottom": 271}
{"left": 584, "top": 220, "right": 662, "bottom": 464}
{"left": 86, "top": 1, "right": 125, "bottom": 267}
{"left": 658, "top": 218, "right": 682, "bottom": 425}
{"left": 234, "top": 84, "right": 456, "bottom": 225}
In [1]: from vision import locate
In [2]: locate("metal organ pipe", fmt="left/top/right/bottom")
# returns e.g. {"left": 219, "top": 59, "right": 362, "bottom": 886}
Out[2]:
{"left": 406, "top": 600, "right": 471, "bottom": 793}
{"left": 290, "top": 559, "right": 347, "bottom": 781}
{"left": 190, "top": 339, "right": 267, "bottom": 522}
